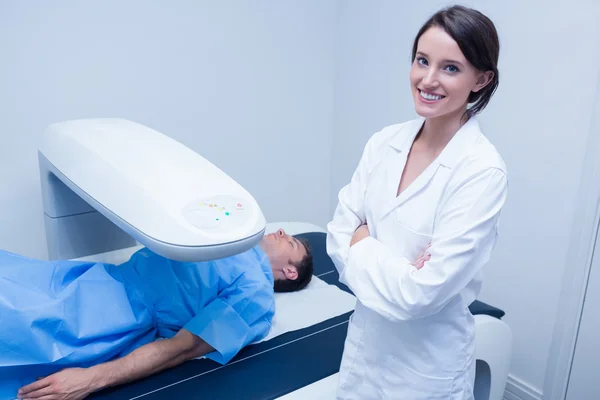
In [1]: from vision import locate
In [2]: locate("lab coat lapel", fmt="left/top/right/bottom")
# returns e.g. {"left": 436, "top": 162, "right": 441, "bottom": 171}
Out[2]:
{"left": 385, "top": 150, "right": 409, "bottom": 203}
{"left": 393, "top": 157, "right": 441, "bottom": 207}
{"left": 378, "top": 116, "right": 481, "bottom": 222}
{"left": 379, "top": 119, "right": 427, "bottom": 220}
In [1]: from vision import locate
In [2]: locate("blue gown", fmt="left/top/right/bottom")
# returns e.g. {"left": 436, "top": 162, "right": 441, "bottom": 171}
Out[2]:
{"left": 0, "top": 246, "right": 275, "bottom": 399}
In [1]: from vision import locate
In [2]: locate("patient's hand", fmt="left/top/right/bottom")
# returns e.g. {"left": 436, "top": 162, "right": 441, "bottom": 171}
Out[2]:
{"left": 17, "top": 329, "right": 213, "bottom": 400}
{"left": 350, "top": 224, "right": 370, "bottom": 246}
{"left": 18, "top": 367, "right": 95, "bottom": 400}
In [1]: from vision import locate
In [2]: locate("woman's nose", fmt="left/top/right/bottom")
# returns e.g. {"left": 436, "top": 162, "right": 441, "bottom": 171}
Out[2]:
{"left": 422, "top": 69, "right": 439, "bottom": 87}
{"left": 277, "top": 229, "right": 285, "bottom": 236}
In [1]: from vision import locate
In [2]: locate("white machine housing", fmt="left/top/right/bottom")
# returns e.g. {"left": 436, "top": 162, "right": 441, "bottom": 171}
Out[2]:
{"left": 39, "top": 118, "right": 266, "bottom": 261}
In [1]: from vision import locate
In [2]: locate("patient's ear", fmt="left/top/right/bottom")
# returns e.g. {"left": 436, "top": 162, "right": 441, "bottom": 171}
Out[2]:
{"left": 283, "top": 265, "right": 298, "bottom": 281}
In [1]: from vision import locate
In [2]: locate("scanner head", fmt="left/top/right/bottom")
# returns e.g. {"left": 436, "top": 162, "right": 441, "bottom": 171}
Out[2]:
{"left": 39, "top": 118, "right": 266, "bottom": 261}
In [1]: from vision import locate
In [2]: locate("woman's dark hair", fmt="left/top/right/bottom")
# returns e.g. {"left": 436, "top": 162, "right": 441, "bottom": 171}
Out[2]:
{"left": 411, "top": 5, "right": 500, "bottom": 115}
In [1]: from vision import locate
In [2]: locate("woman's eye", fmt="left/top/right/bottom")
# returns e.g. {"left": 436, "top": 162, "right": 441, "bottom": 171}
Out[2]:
{"left": 417, "top": 57, "right": 428, "bottom": 66}
{"left": 445, "top": 65, "right": 459, "bottom": 73}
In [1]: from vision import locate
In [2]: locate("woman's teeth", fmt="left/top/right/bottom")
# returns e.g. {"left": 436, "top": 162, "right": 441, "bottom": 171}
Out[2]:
{"left": 420, "top": 90, "right": 443, "bottom": 101}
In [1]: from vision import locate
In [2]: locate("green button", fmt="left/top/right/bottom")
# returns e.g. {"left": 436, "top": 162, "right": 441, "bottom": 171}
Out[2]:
{"left": 225, "top": 212, "right": 230, "bottom": 216}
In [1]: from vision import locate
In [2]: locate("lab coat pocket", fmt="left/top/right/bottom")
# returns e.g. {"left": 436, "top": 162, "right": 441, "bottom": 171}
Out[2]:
{"left": 380, "top": 355, "right": 454, "bottom": 400}
{"left": 338, "top": 310, "right": 366, "bottom": 390}
{"left": 389, "top": 218, "right": 433, "bottom": 263}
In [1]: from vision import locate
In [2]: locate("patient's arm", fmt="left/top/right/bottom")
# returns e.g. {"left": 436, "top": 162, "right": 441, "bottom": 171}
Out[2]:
{"left": 91, "top": 328, "right": 213, "bottom": 389}
{"left": 17, "top": 329, "right": 212, "bottom": 399}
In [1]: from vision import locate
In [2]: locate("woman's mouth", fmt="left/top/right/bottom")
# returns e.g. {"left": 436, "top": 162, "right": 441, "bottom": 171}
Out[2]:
{"left": 418, "top": 89, "right": 445, "bottom": 103}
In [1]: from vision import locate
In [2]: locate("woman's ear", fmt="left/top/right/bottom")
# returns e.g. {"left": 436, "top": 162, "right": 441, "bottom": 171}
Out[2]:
{"left": 473, "top": 70, "right": 494, "bottom": 93}
{"left": 284, "top": 265, "right": 298, "bottom": 281}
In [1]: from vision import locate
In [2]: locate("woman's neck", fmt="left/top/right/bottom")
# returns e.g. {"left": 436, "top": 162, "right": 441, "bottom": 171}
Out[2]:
{"left": 417, "top": 107, "right": 470, "bottom": 152}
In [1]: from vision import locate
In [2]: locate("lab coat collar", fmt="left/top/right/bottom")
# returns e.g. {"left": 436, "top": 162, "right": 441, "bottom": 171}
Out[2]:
{"left": 388, "top": 117, "right": 424, "bottom": 152}
{"left": 388, "top": 115, "right": 481, "bottom": 168}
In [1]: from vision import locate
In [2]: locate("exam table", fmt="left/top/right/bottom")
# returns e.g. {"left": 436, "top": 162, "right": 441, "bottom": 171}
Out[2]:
{"left": 82, "top": 222, "right": 511, "bottom": 400}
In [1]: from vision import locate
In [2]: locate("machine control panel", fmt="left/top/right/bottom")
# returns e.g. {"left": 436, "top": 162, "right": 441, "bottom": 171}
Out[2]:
{"left": 182, "top": 195, "right": 250, "bottom": 231}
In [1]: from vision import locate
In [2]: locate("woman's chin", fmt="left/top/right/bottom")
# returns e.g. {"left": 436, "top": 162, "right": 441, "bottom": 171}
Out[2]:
{"left": 414, "top": 103, "right": 442, "bottom": 119}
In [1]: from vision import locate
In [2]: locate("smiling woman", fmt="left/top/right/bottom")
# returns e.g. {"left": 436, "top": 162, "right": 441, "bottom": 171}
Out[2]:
{"left": 326, "top": 5, "right": 507, "bottom": 400}
{"left": 410, "top": 7, "right": 500, "bottom": 118}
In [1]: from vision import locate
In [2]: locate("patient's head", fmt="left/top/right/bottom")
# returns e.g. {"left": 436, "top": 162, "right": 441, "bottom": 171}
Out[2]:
{"left": 259, "top": 229, "right": 313, "bottom": 293}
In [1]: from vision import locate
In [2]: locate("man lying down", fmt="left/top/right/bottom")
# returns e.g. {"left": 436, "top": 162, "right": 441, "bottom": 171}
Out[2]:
{"left": 0, "top": 228, "right": 313, "bottom": 400}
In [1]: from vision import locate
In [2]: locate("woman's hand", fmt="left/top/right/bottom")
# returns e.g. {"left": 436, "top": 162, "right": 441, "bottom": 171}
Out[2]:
{"left": 412, "top": 243, "right": 431, "bottom": 270}
{"left": 350, "top": 224, "right": 370, "bottom": 246}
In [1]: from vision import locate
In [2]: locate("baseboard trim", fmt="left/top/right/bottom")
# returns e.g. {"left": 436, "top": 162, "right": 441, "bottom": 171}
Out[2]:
{"left": 503, "top": 375, "right": 543, "bottom": 400}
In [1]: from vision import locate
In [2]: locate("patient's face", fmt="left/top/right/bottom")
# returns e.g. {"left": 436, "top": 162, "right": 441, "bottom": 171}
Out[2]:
{"left": 260, "top": 229, "right": 306, "bottom": 281}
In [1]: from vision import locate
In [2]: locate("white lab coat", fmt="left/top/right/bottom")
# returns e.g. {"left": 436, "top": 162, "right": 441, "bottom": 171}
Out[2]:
{"left": 327, "top": 116, "right": 507, "bottom": 400}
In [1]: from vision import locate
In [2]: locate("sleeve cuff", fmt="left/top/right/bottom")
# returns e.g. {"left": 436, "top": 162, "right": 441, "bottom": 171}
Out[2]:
{"left": 342, "top": 236, "right": 413, "bottom": 309}
{"left": 340, "top": 236, "right": 378, "bottom": 286}
{"left": 347, "top": 236, "right": 381, "bottom": 268}
{"left": 183, "top": 299, "right": 249, "bottom": 365}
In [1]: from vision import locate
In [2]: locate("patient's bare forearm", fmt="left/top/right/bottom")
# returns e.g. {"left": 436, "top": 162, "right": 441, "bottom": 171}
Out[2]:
{"left": 88, "top": 329, "right": 213, "bottom": 391}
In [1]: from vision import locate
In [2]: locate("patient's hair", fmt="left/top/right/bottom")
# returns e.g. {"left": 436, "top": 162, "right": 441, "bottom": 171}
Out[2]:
{"left": 274, "top": 237, "right": 313, "bottom": 293}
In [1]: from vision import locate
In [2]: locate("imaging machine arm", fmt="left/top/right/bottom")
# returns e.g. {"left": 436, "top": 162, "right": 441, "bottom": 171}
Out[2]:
{"left": 38, "top": 118, "right": 266, "bottom": 261}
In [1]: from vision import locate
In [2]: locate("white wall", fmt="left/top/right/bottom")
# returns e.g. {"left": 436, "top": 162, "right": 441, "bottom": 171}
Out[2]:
{"left": 332, "top": 0, "right": 600, "bottom": 396}
{"left": 0, "top": 1, "right": 335, "bottom": 260}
